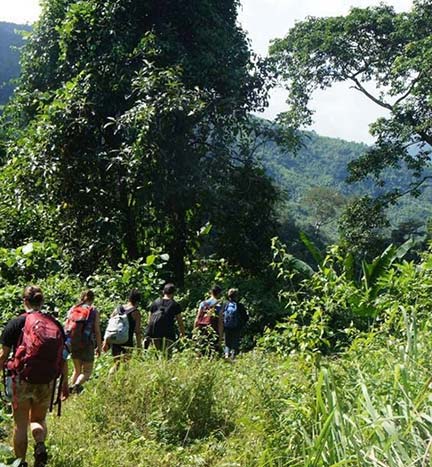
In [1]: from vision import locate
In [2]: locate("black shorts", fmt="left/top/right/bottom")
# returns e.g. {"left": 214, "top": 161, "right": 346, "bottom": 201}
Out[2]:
{"left": 111, "top": 344, "right": 133, "bottom": 357}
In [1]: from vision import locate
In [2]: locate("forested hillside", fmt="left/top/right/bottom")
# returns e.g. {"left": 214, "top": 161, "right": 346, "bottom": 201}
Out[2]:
{"left": 261, "top": 131, "right": 432, "bottom": 246}
{"left": 0, "top": 22, "right": 30, "bottom": 106}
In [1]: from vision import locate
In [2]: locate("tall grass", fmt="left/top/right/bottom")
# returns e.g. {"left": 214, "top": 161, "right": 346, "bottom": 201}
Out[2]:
{"left": 0, "top": 322, "right": 419, "bottom": 466}
{"left": 1, "top": 312, "right": 431, "bottom": 466}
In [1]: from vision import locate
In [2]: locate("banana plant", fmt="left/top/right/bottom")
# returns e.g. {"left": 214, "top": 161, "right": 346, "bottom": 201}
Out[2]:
{"left": 361, "top": 238, "right": 415, "bottom": 301}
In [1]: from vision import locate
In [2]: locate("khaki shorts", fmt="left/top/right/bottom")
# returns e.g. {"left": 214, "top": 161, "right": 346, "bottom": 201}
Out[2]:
{"left": 14, "top": 379, "right": 53, "bottom": 407}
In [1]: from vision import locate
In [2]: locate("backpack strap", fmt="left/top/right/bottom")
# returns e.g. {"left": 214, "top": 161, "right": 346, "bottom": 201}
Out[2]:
{"left": 115, "top": 305, "right": 136, "bottom": 316}
{"left": 50, "top": 373, "right": 64, "bottom": 417}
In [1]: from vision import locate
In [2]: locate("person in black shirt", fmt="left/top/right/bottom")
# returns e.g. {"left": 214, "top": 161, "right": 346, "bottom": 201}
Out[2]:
{"left": 0, "top": 285, "right": 69, "bottom": 467}
{"left": 144, "top": 283, "right": 185, "bottom": 351}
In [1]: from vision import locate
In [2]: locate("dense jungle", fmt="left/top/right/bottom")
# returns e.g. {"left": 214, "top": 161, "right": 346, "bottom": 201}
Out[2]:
{"left": 0, "top": 0, "right": 432, "bottom": 465}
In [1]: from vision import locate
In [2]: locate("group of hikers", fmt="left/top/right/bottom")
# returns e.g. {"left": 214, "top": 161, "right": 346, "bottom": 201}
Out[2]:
{"left": 0, "top": 283, "right": 249, "bottom": 467}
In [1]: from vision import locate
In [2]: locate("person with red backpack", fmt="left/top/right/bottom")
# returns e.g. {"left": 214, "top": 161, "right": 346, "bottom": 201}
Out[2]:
{"left": 193, "top": 284, "right": 224, "bottom": 353}
{"left": 64, "top": 290, "right": 102, "bottom": 394}
{"left": 0, "top": 285, "right": 69, "bottom": 467}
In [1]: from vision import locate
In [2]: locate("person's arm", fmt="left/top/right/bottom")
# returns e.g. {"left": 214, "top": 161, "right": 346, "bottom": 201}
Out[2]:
{"left": 218, "top": 306, "right": 224, "bottom": 343}
{"left": 176, "top": 314, "right": 186, "bottom": 338}
{"left": 94, "top": 310, "right": 102, "bottom": 356}
{"left": 61, "top": 359, "right": 69, "bottom": 400}
{"left": 133, "top": 310, "right": 142, "bottom": 348}
{"left": 0, "top": 345, "right": 11, "bottom": 369}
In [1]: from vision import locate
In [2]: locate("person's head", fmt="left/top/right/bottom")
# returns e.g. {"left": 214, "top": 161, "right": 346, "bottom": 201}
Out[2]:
{"left": 211, "top": 284, "right": 222, "bottom": 299}
{"left": 80, "top": 289, "right": 95, "bottom": 304}
{"left": 128, "top": 288, "right": 141, "bottom": 306}
{"left": 227, "top": 288, "right": 238, "bottom": 301}
{"left": 23, "top": 285, "right": 44, "bottom": 310}
{"left": 163, "top": 283, "right": 175, "bottom": 297}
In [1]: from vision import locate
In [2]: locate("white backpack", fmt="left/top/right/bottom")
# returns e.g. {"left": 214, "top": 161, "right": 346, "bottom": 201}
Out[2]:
{"left": 104, "top": 305, "right": 135, "bottom": 345}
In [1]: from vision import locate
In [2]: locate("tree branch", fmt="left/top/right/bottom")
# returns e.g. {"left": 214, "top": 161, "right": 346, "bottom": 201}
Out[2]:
{"left": 349, "top": 76, "right": 393, "bottom": 111}
{"left": 393, "top": 73, "right": 422, "bottom": 107}
{"left": 383, "top": 175, "right": 432, "bottom": 207}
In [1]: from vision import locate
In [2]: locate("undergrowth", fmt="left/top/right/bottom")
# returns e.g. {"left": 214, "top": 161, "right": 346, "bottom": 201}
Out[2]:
{"left": 0, "top": 324, "right": 429, "bottom": 466}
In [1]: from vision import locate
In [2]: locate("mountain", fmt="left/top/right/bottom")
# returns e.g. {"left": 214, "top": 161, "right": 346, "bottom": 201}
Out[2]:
{"left": 259, "top": 131, "right": 432, "bottom": 244}
{"left": 0, "top": 22, "right": 31, "bottom": 107}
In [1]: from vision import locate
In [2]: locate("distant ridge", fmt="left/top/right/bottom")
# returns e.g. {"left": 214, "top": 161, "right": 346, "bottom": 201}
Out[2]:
{"left": 0, "top": 21, "right": 31, "bottom": 106}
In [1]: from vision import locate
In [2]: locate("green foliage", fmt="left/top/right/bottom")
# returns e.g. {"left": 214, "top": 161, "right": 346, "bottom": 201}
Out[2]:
{"left": 1, "top": 0, "right": 275, "bottom": 284}
{"left": 270, "top": 0, "right": 432, "bottom": 253}
{"left": 0, "top": 323, "right": 430, "bottom": 466}
{"left": 339, "top": 196, "right": 390, "bottom": 259}
{"left": 260, "top": 237, "right": 417, "bottom": 356}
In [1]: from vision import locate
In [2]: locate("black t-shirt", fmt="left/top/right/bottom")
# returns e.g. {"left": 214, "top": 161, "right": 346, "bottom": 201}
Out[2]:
{"left": 0, "top": 315, "right": 26, "bottom": 352}
{"left": 147, "top": 298, "right": 181, "bottom": 340}
{"left": 1, "top": 312, "right": 66, "bottom": 354}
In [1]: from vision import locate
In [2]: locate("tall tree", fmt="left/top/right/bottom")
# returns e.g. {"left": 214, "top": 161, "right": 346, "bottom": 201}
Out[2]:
{"left": 269, "top": 0, "right": 432, "bottom": 254}
{"left": 3, "top": 0, "right": 275, "bottom": 282}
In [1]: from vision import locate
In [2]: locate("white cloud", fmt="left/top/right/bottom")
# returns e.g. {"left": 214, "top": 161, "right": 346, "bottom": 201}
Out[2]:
{"left": 0, "top": 0, "right": 41, "bottom": 24}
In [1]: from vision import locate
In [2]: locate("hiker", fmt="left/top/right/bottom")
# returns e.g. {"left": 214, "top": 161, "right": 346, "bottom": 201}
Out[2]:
{"left": 194, "top": 284, "right": 224, "bottom": 352}
{"left": 0, "top": 285, "right": 69, "bottom": 467}
{"left": 144, "top": 283, "right": 185, "bottom": 352}
{"left": 223, "top": 288, "right": 249, "bottom": 360}
{"left": 102, "top": 288, "right": 142, "bottom": 358}
{"left": 65, "top": 290, "right": 102, "bottom": 394}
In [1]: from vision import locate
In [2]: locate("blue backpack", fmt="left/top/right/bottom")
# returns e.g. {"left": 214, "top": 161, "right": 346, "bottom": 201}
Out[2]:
{"left": 223, "top": 301, "right": 239, "bottom": 329}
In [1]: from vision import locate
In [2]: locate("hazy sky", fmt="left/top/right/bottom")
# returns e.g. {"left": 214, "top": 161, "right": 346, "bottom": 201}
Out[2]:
{"left": 0, "top": 0, "right": 414, "bottom": 143}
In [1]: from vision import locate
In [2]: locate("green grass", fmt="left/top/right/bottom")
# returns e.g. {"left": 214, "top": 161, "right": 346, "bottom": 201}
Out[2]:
{"left": 1, "top": 326, "right": 432, "bottom": 466}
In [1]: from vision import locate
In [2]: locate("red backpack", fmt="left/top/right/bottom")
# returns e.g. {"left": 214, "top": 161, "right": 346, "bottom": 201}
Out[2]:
{"left": 7, "top": 312, "right": 65, "bottom": 384}
{"left": 195, "top": 300, "right": 221, "bottom": 331}
{"left": 64, "top": 304, "right": 95, "bottom": 349}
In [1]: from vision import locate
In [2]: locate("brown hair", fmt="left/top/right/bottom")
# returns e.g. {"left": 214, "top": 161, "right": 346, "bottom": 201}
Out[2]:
{"left": 128, "top": 288, "right": 141, "bottom": 306}
{"left": 80, "top": 290, "right": 95, "bottom": 304}
{"left": 227, "top": 288, "right": 238, "bottom": 300}
{"left": 23, "top": 285, "right": 44, "bottom": 309}
{"left": 211, "top": 284, "right": 222, "bottom": 297}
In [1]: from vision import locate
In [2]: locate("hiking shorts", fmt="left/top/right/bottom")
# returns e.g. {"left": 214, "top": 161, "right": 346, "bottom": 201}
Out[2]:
{"left": 14, "top": 380, "right": 53, "bottom": 407}
{"left": 71, "top": 343, "right": 95, "bottom": 362}
{"left": 111, "top": 344, "right": 133, "bottom": 357}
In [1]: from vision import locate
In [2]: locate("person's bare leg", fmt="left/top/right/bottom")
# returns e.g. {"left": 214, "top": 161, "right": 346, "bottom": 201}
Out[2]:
{"left": 70, "top": 358, "right": 82, "bottom": 385}
{"left": 30, "top": 401, "right": 49, "bottom": 443}
{"left": 30, "top": 399, "right": 50, "bottom": 466}
{"left": 12, "top": 398, "right": 31, "bottom": 462}
{"left": 75, "top": 360, "right": 93, "bottom": 385}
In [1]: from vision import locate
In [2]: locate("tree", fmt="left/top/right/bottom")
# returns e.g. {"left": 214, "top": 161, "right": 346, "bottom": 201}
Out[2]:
{"left": 269, "top": 0, "right": 432, "bottom": 252}
{"left": 3, "top": 0, "right": 274, "bottom": 282}
{"left": 302, "top": 186, "right": 346, "bottom": 234}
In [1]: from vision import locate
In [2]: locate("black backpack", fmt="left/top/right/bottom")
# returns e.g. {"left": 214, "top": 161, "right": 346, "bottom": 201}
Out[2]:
{"left": 147, "top": 300, "right": 169, "bottom": 338}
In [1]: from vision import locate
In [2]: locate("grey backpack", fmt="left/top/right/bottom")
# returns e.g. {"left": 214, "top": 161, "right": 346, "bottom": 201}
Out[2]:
{"left": 104, "top": 306, "right": 135, "bottom": 345}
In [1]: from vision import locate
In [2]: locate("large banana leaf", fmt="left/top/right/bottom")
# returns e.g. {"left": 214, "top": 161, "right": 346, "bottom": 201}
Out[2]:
{"left": 361, "top": 238, "right": 414, "bottom": 299}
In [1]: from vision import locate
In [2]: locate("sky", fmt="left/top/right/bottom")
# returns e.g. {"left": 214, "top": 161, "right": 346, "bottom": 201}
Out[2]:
{"left": 0, "top": 0, "right": 414, "bottom": 143}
